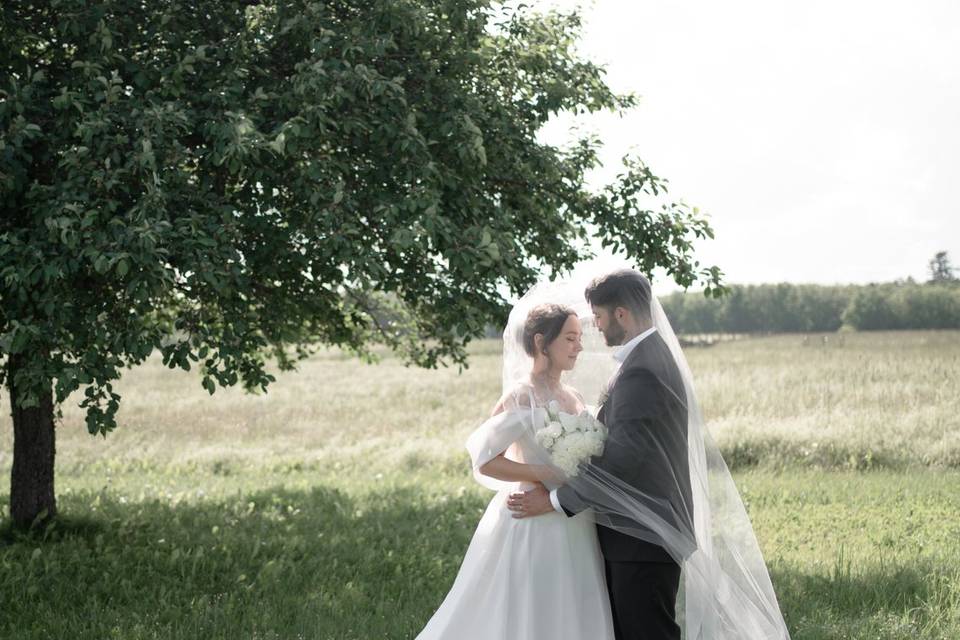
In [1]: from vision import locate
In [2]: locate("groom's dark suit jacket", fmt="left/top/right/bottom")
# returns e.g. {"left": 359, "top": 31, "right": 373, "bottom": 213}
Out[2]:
{"left": 556, "top": 330, "right": 694, "bottom": 563}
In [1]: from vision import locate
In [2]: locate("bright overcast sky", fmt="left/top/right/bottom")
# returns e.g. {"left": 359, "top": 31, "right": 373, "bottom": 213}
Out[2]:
{"left": 531, "top": 0, "right": 960, "bottom": 289}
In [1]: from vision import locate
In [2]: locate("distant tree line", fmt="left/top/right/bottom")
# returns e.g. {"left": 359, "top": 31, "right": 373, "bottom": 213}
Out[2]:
{"left": 660, "top": 251, "right": 960, "bottom": 334}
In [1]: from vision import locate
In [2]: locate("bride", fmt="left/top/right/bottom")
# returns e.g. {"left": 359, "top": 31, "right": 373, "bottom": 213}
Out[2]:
{"left": 415, "top": 302, "right": 616, "bottom": 639}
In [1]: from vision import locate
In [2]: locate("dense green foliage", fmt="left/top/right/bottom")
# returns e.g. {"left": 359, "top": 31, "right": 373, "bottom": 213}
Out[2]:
{"left": 660, "top": 282, "right": 960, "bottom": 334}
{"left": 0, "top": 0, "right": 722, "bottom": 437}
{"left": 842, "top": 283, "right": 960, "bottom": 331}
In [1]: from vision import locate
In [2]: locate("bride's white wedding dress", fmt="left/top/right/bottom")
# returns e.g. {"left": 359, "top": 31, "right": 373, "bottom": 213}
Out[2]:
{"left": 415, "top": 386, "right": 615, "bottom": 640}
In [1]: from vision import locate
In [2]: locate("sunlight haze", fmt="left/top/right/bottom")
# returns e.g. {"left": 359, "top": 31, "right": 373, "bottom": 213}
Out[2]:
{"left": 533, "top": 0, "right": 960, "bottom": 288}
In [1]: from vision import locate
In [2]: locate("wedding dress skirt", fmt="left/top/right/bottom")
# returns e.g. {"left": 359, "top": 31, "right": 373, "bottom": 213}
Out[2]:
{"left": 415, "top": 480, "right": 616, "bottom": 640}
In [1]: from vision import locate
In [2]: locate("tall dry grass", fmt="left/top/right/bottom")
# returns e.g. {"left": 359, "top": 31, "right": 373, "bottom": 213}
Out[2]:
{"left": 1, "top": 331, "right": 955, "bottom": 475}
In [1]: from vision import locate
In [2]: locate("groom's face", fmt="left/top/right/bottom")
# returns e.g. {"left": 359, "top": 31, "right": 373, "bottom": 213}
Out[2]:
{"left": 591, "top": 305, "right": 627, "bottom": 346}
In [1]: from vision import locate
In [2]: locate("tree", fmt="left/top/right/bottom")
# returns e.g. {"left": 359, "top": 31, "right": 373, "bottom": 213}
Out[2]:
{"left": 841, "top": 285, "right": 902, "bottom": 331}
{"left": 0, "top": 0, "right": 723, "bottom": 528}
{"left": 928, "top": 251, "right": 957, "bottom": 283}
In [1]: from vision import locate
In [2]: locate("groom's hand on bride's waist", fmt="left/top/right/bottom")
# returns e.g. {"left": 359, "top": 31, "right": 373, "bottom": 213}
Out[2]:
{"left": 506, "top": 484, "right": 553, "bottom": 519}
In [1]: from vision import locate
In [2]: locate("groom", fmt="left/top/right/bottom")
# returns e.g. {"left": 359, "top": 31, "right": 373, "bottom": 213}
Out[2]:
{"left": 507, "top": 269, "right": 693, "bottom": 640}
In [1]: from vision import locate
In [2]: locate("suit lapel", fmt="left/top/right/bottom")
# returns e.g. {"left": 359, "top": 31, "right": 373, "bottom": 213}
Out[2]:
{"left": 600, "top": 332, "right": 661, "bottom": 424}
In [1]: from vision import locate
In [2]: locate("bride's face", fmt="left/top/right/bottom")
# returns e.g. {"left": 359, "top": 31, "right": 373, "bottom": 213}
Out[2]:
{"left": 543, "top": 314, "right": 584, "bottom": 371}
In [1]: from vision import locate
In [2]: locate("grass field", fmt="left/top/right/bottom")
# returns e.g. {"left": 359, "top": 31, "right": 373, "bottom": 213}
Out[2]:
{"left": 1, "top": 331, "right": 958, "bottom": 639}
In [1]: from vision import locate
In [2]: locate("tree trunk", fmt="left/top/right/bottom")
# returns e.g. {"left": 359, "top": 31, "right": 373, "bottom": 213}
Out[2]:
{"left": 7, "top": 353, "right": 57, "bottom": 528}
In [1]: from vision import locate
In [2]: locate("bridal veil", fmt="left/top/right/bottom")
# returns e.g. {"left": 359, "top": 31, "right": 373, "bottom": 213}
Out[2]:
{"left": 490, "top": 263, "right": 792, "bottom": 640}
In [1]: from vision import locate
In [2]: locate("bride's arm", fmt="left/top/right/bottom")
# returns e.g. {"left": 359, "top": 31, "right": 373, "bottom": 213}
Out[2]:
{"left": 478, "top": 396, "right": 548, "bottom": 484}
{"left": 479, "top": 454, "right": 549, "bottom": 484}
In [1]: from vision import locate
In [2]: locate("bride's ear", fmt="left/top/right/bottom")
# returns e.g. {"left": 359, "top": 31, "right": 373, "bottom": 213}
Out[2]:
{"left": 534, "top": 333, "right": 546, "bottom": 354}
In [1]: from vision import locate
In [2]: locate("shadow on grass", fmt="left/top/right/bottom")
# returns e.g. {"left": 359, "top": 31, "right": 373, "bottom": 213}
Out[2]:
{"left": 0, "top": 486, "right": 954, "bottom": 640}
{"left": 0, "top": 484, "right": 485, "bottom": 640}
{"left": 0, "top": 512, "right": 107, "bottom": 546}
{"left": 770, "top": 558, "right": 957, "bottom": 639}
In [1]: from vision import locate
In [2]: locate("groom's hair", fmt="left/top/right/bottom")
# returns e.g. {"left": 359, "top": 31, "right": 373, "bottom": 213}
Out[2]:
{"left": 585, "top": 269, "right": 652, "bottom": 321}
{"left": 523, "top": 303, "right": 576, "bottom": 357}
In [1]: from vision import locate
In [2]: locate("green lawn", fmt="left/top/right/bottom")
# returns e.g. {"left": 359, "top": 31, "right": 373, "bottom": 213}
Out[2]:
{"left": 1, "top": 331, "right": 958, "bottom": 639}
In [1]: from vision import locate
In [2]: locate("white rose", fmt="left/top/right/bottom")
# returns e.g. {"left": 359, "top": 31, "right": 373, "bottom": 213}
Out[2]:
{"left": 545, "top": 421, "right": 563, "bottom": 439}
{"left": 535, "top": 429, "right": 555, "bottom": 449}
{"left": 566, "top": 432, "right": 585, "bottom": 448}
{"left": 585, "top": 433, "right": 604, "bottom": 455}
{"left": 546, "top": 400, "right": 562, "bottom": 421}
{"left": 553, "top": 452, "right": 576, "bottom": 474}
{"left": 558, "top": 412, "right": 579, "bottom": 432}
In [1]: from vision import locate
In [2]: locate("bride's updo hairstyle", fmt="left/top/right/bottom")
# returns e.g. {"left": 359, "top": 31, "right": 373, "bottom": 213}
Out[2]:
{"left": 522, "top": 303, "right": 576, "bottom": 357}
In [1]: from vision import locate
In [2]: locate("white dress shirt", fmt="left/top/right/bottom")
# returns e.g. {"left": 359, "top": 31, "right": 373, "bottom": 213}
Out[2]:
{"left": 548, "top": 326, "right": 658, "bottom": 514}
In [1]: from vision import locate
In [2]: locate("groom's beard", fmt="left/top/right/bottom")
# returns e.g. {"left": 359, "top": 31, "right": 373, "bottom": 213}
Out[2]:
{"left": 603, "top": 318, "right": 627, "bottom": 346}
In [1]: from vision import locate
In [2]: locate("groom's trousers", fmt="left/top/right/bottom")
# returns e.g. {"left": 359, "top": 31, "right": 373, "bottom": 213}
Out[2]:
{"left": 604, "top": 560, "right": 681, "bottom": 640}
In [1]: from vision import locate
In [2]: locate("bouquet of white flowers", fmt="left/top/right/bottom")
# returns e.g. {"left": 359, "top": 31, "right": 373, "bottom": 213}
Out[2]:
{"left": 534, "top": 400, "right": 607, "bottom": 478}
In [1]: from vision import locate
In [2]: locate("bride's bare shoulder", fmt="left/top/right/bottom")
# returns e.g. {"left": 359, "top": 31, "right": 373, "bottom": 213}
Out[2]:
{"left": 562, "top": 383, "right": 585, "bottom": 401}
{"left": 562, "top": 384, "right": 586, "bottom": 411}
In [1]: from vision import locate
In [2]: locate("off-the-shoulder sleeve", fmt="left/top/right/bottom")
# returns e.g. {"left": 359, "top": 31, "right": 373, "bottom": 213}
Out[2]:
{"left": 465, "top": 408, "right": 534, "bottom": 492}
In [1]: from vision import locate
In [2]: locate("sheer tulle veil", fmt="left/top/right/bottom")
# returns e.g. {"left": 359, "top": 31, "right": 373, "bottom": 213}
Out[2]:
{"left": 495, "top": 260, "right": 792, "bottom": 640}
